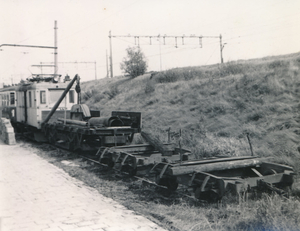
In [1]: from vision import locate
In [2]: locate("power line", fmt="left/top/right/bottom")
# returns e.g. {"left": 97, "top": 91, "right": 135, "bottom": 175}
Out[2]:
{"left": 108, "top": 32, "right": 224, "bottom": 77}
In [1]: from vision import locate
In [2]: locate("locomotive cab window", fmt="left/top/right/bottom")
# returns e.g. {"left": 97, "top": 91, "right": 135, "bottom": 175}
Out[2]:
{"left": 49, "top": 89, "right": 64, "bottom": 104}
{"left": 3, "top": 93, "right": 8, "bottom": 106}
{"left": 10, "top": 92, "right": 15, "bottom": 105}
{"left": 40, "top": 91, "right": 46, "bottom": 104}
{"left": 0, "top": 94, "right": 3, "bottom": 106}
{"left": 28, "top": 91, "right": 32, "bottom": 107}
{"left": 69, "top": 90, "right": 75, "bottom": 103}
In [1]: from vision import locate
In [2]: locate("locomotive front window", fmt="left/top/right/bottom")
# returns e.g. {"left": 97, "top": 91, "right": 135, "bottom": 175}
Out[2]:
{"left": 40, "top": 91, "right": 46, "bottom": 104}
{"left": 10, "top": 92, "right": 15, "bottom": 105}
{"left": 49, "top": 89, "right": 65, "bottom": 104}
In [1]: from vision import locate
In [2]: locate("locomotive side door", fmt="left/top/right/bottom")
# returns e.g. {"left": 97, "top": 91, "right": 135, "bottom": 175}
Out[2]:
{"left": 26, "top": 90, "right": 38, "bottom": 127}
{"left": 16, "top": 90, "right": 27, "bottom": 123}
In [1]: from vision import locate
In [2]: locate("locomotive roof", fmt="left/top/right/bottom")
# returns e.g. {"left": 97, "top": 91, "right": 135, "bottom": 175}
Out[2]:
{"left": 0, "top": 85, "right": 19, "bottom": 92}
{"left": 0, "top": 81, "right": 73, "bottom": 92}
{"left": 17, "top": 81, "right": 73, "bottom": 91}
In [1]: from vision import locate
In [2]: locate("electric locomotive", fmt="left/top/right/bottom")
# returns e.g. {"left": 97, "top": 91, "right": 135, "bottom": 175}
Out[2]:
{"left": 0, "top": 74, "right": 142, "bottom": 151}
{"left": 0, "top": 75, "right": 79, "bottom": 138}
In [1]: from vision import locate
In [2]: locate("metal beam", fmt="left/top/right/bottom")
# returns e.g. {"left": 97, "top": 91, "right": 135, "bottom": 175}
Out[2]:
{"left": 0, "top": 44, "right": 56, "bottom": 49}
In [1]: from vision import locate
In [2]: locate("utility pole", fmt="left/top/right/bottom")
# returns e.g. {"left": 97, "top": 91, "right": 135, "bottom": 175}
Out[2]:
{"left": 109, "top": 31, "right": 113, "bottom": 78}
{"left": 219, "top": 34, "right": 226, "bottom": 64}
{"left": 106, "top": 50, "right": 109, "bottom": 78}
{"left": 158, "top": 35, "right": 162, "bottom": 71}
{"left": 54, "top": 21, "right": 58, "bottom": 77}
{"left": 219, "top": 34, "right": 223, "bottom": 64}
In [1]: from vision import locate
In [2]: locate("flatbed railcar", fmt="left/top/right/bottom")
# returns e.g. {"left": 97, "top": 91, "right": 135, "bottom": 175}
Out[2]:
{"left": 94, "top": 143, "right": 295, "bottom": 201}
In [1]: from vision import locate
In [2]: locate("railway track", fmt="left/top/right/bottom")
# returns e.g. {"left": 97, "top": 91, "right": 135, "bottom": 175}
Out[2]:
{"left": 78, "top": 152, "right": 201, "bottom": 203}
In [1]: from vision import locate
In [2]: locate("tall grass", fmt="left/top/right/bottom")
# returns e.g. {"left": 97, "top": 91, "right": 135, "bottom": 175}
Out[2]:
{"left": 81, "top": 53, "right": 300, "bottom": 172}
{"left": 131, "top": 190, "right": 300, "bottom": 231}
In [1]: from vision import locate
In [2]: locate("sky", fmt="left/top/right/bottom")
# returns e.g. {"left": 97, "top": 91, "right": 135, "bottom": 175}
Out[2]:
{"left": 0, "top": 0, "right": 300, "bottom": 84}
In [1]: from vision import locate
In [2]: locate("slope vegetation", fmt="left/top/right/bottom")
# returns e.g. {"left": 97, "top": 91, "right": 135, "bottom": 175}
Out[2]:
{"left": 81, "top": 53, "right": 300, "bottom": 171}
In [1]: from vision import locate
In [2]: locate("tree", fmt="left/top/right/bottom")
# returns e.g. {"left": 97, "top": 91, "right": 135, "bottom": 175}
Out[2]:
{"left": 120, "top": 46, "right": 148, "bottom": 78}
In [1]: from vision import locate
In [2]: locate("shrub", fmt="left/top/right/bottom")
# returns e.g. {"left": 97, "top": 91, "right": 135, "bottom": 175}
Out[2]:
{"left": 120, "top": 46, "right": 148, "bottom": 78}
{"left": 155, "top": 69, "right": 179, "bottom": 83}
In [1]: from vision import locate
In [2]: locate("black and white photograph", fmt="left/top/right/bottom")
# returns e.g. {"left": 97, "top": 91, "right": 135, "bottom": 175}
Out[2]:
{"left": 0, "top": 0, "right": 299, "bottom": 230}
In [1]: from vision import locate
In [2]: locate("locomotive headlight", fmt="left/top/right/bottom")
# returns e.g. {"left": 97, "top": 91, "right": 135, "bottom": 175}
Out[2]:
{"left": 53, "top": 74, "right": 62, "bottom": 83}
{"left": 53, "top": 76, "right": 59, "bottom": 83}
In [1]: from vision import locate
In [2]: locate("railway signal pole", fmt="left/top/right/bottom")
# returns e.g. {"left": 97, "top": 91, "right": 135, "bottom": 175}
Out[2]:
{"left": 106, "top": 50, "right": 109, "bottom": 78}
{"left": 54, "top": 21, "right": 58, "bottom": 78}
{"left": 109, "top": 31, "right": 113, "bottom": 78}
{"left": 219, "top": 34, "right": 226, "bottom": 64}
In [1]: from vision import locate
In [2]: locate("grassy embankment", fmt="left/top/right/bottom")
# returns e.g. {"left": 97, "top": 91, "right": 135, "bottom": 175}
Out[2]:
{"left": 77, "top": 52, "right": 300, "bottom": 230}
{"left": 81, "top": 53, "right": 300, "bottom": 170}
